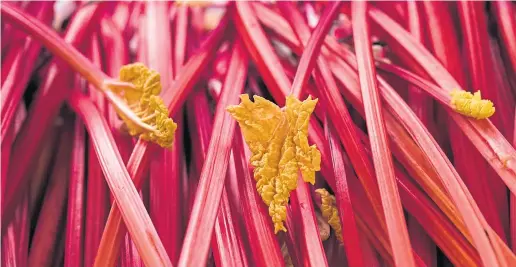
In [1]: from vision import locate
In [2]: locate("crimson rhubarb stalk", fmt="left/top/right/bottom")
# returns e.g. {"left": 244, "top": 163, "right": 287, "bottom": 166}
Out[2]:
{"left": 191, "top": 83, "right": 250, "bottom": 266}
{"left": 84, "top": 35, "right": 110, "bottom": 267}
{"left": 64, "top": 119, "right": 86, "bottom": 267}
{"left": 28, "top": 124, "right": 72, "bottom": 267}
{"left": 143, "top": 2, "right": 183, "bottom": 263}
{"left": 324, "top": 119, "right": 365, "bottom": 267}
{"left": 352, "top": 3, "right": 415, "bottom": 266}
{"left": 178, "top": 38, "right": 247, "bottom": 266}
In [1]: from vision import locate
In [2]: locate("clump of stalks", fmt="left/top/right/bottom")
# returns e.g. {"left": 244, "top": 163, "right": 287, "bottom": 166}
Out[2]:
{"left": 2, "top": 1, "right": 516, "bottom": 267}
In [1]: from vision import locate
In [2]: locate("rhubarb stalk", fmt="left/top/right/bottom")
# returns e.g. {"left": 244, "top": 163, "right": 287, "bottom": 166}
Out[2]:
{"left": 178, "top": 38, "right": 247, "bottom": 267}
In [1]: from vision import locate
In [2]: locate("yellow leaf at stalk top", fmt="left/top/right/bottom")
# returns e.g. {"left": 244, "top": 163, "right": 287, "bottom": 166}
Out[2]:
{"left": 450, "top": 89, "right": 495, "bottom": 120}
{"left": 315, "top": 188, "right": 342, "bottom": 242}
{"left": 108, "top": 63, "right": 176, "bottom": 148}
{"left": 227, "top": 94, "right": 321, "bottom": 233}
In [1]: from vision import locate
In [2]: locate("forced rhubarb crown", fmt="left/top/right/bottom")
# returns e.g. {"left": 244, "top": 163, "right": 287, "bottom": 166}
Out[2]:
{"left": 227, "top": 94, "right": 321, "bottom": 233}
{"left": 108, "top": 63, "right": 177, "bottom": 148}
{"left": 450, "top": 89, "right": 495, "bottom": 120}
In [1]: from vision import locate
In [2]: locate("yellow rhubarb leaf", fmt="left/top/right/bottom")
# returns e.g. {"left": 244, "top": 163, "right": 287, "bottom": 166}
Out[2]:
{"left": 315, "top": 188, "right": 343, "bottom": 242}
{"left": 104, "top": 63, "right": 176, "bottom": 148}
{"left": 227, "top": 94, "right": 321, "bottom": 233}
{"left": 450, "top": 89, "right": 495, "bottom": 120}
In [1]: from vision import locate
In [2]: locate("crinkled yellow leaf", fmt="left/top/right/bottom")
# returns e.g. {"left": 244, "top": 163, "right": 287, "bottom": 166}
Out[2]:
{"left": 315, "top": 188, "right": 342, "bottom": 242}
{"left": 227, "top": 94, "right": 321, "bottom": 233}
{"left": 107, "top": 63, "right": 176, "bottom": 148}
{"left": 450, "top": 89, "right": 495, "bottom": 120}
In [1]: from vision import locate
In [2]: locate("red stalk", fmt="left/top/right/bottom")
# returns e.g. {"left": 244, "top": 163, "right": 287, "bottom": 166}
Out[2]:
{"left": 211, "top": 186, "right": 250, "bottom": 267}
{"left": 99, "top": 17, "right": 139, "bottom": 266}
{"left": 284, "top": 1, "right": 341, "bottom": 98}
{"left": 352, "top": 3, "right": 415, "bottom": 266}
{"left": 323, "top": 118, "right": 365, "bottom": 267}
{"left": 68, "top": 91, "right": 173, "bottom": 267}
{"left": 1, "top": 3, "right": 107, "bottom": 230}
{"left": 290, "top": 180, "right": 329, "bottom": 267}
{"left": 144, "top": 1, "right": 174, "bottom": 86}
{"left": 27, "top": 120, "right": 60, "bottom": 218}
{"left": 406, "top": 5, "right": 437, "bottom": 259}
{"left": 405, "top": 1, "right": 434, "bottom": 133}
{"left": 178, "top": 38, "right": 247, "bottom": 267}
{"left": 64, "top": 118, "right": 86, "bottom": 267}
{"left": 233, "top": 1, "right": 290, "bottom": 103}
{"left": 143, "top": 2, "right": 183, "bottom": 263}
{"left": 28, "top": 124, "right": 72, "bottom": 267}
{"left": 185, "top": 90, "right": 212, "bottom": 214}
{"left": 190, "top": 86, "right": 250, "bottom": 266}
{"left": 149, "top": 127, "right": 183, "bottom": 264}
{"left": 84, "top": 35, "right": 110, "bottom": 267}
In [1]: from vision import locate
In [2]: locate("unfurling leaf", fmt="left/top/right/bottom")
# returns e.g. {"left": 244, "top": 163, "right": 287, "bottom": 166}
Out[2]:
{"left": 227, "top": 94, "right": 321, "bottom": 233}
{"left": 106, "top": 63, "right": 177, "bottom": 148}
{"left": 450, "top": 89, "right": 495, "bottom": 120}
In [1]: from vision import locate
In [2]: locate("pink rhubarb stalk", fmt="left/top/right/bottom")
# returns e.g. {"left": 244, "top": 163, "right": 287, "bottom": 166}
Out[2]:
{"left": 324, "top": 118, "right": 365, "bottom": 267}
{"left": 64, "top": 118, "right": 86, "bottom": 267}
{"left": 178, "top": 38, "right": 247, "bottom": 267}
{"left": 28, "top": 125, "right": 73, "bottom": 267}
{"left": 352, "top": 3, "right": 415, "bottom": 266}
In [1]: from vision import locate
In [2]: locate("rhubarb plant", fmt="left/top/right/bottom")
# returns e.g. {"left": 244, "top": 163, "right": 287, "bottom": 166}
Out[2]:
{"left": 3, "top": 2, "right": 516, "bottom": 267}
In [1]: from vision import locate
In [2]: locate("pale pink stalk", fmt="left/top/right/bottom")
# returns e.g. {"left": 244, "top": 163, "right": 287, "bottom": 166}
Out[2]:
{"left": 64, "top": 119, "right": 86, "bottom": 267}
{"left": 178, "top": 39, "right": 247, "bottom": 267}
{"left": 352, "top": 3, "right": 415, "bottom": 266}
